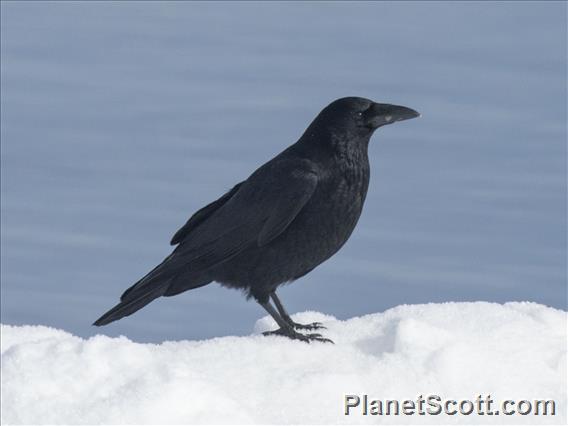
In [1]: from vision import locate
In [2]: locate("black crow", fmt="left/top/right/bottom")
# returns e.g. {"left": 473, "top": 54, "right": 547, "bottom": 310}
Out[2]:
{"left": 93, "top": 97, "right": 419, "bottom": 342}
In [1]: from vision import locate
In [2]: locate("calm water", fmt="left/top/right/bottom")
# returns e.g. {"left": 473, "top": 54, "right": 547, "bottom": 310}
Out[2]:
{"left": 1, "top": 1, "right": 566, "bottom": 342}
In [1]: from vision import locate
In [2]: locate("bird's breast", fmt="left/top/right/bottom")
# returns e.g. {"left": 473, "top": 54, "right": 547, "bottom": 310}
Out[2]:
{"left": 279, "top": 161, "right": 370, "bottom": 265}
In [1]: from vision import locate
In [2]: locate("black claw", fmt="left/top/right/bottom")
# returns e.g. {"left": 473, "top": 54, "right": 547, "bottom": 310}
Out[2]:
{"left": 308, "top": 334, "right": 334, "bottom": 344}
{"left": 262, "top": 327, "right": 333, "bottom": 344}
{"left": 290, "top": 321, "right": 327, "bottom": 331}
{"left": 262, "top": 327, "right": 308, "bottom": 342}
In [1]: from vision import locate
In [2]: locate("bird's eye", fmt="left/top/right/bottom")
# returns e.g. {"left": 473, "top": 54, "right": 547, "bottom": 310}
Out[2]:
{"left": 357, "top": 112, "right": 363, "bottom": 117}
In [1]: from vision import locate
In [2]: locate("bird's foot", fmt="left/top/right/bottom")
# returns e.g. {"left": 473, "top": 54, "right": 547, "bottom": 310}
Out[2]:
{"left": 262, "top": 327, "right": 333, "bottom": 344}
{"left": 289, "top": 321, "right": 326, "bottom": 331}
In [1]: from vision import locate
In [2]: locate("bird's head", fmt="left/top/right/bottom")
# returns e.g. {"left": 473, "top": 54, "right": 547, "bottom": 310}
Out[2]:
{"left": 307, "top": 97, "right": 420, "bottom": 142}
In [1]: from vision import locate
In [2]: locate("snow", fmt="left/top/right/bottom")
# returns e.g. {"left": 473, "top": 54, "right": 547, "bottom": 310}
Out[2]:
{"left": 1, "top": 302, "right": 566, "bottom": 424}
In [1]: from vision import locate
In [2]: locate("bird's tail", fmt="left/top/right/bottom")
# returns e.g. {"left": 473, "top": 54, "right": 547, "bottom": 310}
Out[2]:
{"left": 93, "top": 256, "right": 177, "bottom": 327}
{"left": 92, "top": 252, "right": 213, "bottom": 326}
{"left": 92, "top": 282, "right": 170, "bottom": 326}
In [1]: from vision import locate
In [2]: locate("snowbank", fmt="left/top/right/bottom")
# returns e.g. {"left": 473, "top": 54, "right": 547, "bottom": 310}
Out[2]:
{"left": 1, "top": 302, "right": 566, "bottom": 424}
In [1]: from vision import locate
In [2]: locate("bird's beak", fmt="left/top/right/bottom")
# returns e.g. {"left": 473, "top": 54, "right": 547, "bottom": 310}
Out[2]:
{"left": 364, "top": 103, "right": 421, "bottom": 128}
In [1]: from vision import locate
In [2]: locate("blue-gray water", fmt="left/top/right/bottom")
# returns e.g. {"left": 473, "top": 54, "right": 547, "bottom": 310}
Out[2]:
{"left": 1, "top": 2, "right": 566, "bottom": 342}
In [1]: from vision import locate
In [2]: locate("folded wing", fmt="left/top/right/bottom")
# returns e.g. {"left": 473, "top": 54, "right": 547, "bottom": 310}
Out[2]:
{"left": 123, "top": 159, "right": 319, "bottom": 300}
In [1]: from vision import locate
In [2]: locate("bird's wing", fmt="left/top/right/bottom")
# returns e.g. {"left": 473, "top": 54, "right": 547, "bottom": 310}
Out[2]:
{"left": 170, "top": 159, "right": 318, "bottom": 272}
{"left": 118, "top": 159, "right": 318, "bottom": 302}
{"left": 170, "top": 182, "right": 243, "bottom": 245}
{"left": 256, "top": 169, "right": 316, "bottom": 246}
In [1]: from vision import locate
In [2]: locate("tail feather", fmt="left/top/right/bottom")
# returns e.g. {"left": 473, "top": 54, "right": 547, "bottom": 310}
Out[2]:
{"left": 120, "top": 254, "right": 175, "bottom": 302}
{"left": 93, "top": 252, "right": 214, "bottom": 327}
{"left": 93, "top": 280, "right": 170, "bottom": 326}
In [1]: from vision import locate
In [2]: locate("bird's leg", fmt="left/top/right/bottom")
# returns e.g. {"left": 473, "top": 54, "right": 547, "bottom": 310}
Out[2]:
{"left": 270, "top": 291, "right": 326, "bottom": 331}
{"left": 259, "top": 300, "right": 331, "bottom": 343}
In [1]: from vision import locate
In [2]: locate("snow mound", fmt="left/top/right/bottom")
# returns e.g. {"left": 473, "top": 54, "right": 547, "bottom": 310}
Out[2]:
{"left": 1, "top": 302, "right": 566, "bottom": 424}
